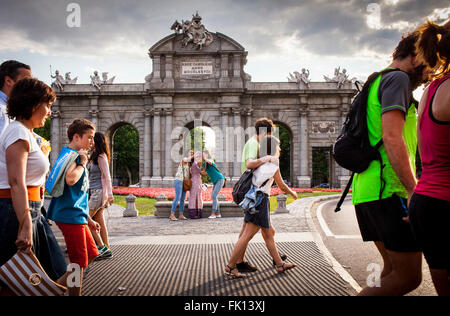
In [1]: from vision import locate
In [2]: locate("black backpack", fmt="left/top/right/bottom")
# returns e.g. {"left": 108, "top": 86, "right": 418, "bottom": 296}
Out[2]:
{"left": 332, "top": 68, "right": 402, "bottom": 212}
{"left": 232, "top": 169, "right": 270, "bottom": 205}
{"left": 232, "top": 170, "right": 253, "bottom": 205}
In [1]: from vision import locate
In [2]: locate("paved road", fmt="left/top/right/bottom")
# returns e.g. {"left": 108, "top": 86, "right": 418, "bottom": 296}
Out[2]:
{"left": 311, "top": 198, "right": 437, "bottom": 296}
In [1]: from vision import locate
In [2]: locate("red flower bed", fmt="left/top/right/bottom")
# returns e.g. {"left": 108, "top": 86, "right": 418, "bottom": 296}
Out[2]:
{"left": 113, "top": 186, "right": 345, "bottom": 202}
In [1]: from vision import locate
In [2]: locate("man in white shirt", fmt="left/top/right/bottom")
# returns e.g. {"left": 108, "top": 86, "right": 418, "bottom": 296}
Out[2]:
{"left": 0, "top": 60, "right": 33, "bottom": 137}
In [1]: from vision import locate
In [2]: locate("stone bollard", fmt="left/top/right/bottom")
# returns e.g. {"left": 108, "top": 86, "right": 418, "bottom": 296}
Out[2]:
{"left": 274, "top": 194, "right": 289, "bottom": 214}
{"left": 156, "top": 194, "right": 168, "bottom": 201}
{"left": 123, "top": 194, "right": 138, "bottom": 217}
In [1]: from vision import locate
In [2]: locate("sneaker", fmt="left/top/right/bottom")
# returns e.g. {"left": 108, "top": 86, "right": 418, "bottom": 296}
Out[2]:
{"left": 236, "top": 261, "right": 258, "bottom": 273}
{"left": 216, "top": 214, "right": 222, "bottom": 218}
{"left": 96, "top": 246, "right": 113, "bottom": 261}
{"left": 100, "top": 249, "right": 113, "bottom": 259}
{"left": 208, "top": 215, "right": 216, "bottom": 219}
{"left": 97, "top": 245, "right": 107, "bottom": 255}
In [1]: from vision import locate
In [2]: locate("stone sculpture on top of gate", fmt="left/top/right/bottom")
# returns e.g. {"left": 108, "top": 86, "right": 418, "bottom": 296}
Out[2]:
{"left": 170, "top": 11, "right": 214, "bottom": 50}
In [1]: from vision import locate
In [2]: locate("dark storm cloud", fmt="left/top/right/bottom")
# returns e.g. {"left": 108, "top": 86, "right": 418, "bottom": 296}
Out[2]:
{"left": 226, "top": 0, "right": 449, "bottom": 57}
{"left": 0, "top": 0, "right": 448, "bottom": 58}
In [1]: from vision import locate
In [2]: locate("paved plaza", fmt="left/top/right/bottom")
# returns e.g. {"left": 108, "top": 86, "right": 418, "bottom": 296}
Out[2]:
{"left": 49, "top": 195, "right": 359, "bottom": 296}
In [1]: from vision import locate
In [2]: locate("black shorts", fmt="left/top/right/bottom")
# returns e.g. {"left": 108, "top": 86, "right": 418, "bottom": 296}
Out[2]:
{"left": 244, "top": 194, "right": 271, "bottom": 229}
{"left": 409, "top": 193, "right": 450, "bottom": 273}
{"left": 355, "top": 195, "right": 420, "bottom": 253}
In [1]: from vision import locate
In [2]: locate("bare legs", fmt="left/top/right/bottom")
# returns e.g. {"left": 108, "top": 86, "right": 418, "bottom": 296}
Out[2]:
{"left": 236, "top": 222, "right": 278, "bottom": 264}
{"left": 358, "top": 242, "right": 422, "bottom": 296}
{"left": 89, "top": 208, "right": 109, "bottom": 248}
{"left": 227, "top": 222, "right": 295, "bottom": 277}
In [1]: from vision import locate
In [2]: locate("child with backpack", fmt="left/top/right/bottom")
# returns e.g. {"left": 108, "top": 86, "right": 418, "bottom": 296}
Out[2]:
{"left": 46, "top": 118, "right": 100, "bottom": 296}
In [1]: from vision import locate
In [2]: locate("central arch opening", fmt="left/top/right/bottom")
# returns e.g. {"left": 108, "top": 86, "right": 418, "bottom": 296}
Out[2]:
{"left": 107, "top": 123, "right": 140, "bottom": 186}
{"left": 274, "top": 122, "right": 293, "bottom": 186}
{"left": 182, "top": 121, "right": 216, "bottom": 184}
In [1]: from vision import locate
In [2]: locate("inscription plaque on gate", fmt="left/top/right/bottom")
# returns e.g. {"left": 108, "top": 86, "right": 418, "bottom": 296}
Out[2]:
{"left": 181, "top": 61, "right": 213, "bottom": 75}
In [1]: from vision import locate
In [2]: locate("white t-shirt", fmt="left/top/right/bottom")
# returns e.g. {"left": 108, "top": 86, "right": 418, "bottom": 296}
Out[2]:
{"left": 0, "top": 121, "right": 50, "bottom": 188}
{"left": 252, "top": 161, "right": 278, "bottom": 195}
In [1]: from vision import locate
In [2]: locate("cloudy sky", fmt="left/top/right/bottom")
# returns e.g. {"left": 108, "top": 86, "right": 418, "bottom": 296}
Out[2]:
{"left": 1, "top": 0, "right": 449, "bottom": 89}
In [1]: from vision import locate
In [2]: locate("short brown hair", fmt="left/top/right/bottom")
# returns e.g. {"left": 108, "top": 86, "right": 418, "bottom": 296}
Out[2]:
{"left": 416, "top": 20, "right": 450, "bottom": 80}
{"left": 7, "top": 78, "right": 56, "bottom": 121}
{"left": 67, "top": 118, "right": 95, "bottom": 142}
{"left": 254, "top": 117, "right": 276, "bottom": 136}
{"left": 393, "top": 31, "right": 419, "bottom": 60}
{"left": 0, "top": 60, "right": 31, "bottom": 89}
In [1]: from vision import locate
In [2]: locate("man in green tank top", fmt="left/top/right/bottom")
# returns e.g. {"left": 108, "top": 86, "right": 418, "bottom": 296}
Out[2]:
{"left": 352, "top": 32, "right": 429, "bottom": 296}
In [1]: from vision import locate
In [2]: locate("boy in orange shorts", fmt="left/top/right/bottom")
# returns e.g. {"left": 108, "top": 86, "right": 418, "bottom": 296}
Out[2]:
{"left": 46, "top": 118, "right": 100, "bottom": 296}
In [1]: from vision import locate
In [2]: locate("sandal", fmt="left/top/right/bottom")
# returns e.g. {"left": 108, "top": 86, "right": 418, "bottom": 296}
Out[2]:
{"left": 225, "top": 265, "right": 246, "bottom": 279}
{"left": 276, "top": 262, "right": 296, "bottom": 274}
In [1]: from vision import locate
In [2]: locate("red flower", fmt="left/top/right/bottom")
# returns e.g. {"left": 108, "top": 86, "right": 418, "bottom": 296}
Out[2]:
{"left": 112, "top": 186, "right": 343, "bottom": 200}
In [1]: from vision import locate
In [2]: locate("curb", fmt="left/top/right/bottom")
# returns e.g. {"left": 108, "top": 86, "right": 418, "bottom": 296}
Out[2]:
{"left": 288, "top": 195, "right": 362, "bottom": 293}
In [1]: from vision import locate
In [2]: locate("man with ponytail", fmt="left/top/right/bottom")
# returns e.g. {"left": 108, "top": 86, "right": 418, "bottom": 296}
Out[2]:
{"left": 353, "top": 31, "right": 428, "bottom": 296}
{"left": 409, "top": 19, "right": 450, "bottom": 296}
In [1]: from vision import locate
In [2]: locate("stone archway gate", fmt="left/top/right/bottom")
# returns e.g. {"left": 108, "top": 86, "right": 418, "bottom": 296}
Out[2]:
{"left": 50, "top": 14, "right": 356, "bottom": 188}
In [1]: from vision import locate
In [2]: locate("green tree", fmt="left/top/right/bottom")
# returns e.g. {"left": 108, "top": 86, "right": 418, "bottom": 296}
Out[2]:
{"left": 312, "top": 148, "right": 330, "bottom": 187}
{"left": 34, "top": 117, "right": 51, "bottom": 140}
{"left": 277, "top": 125, "right": 291, "bottom": 182}
{"left": 113, "top": 125, "right": 139, "bottom": 186}
{"left": 189, "top": 127, "right": 210, "bottom": 183}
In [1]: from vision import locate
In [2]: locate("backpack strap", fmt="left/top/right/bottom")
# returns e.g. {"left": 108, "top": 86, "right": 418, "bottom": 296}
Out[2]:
{"left": 334, "top": 173, "right": 354, "bottom": 212}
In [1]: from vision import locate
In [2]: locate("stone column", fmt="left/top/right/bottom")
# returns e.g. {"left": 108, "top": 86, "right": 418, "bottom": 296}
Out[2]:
{"left": 164, "top": 109, "right": 174, "bottom": 185}
{"left": 142, "top": 108, "right": 152, "bottom": 187}
{"left": 164, "top": 54, "right": 175, "bottom": 89}
{"left": 50, "top": 106, "right": 61, "bottom": 167}
{"left": 89, "top": 97, "right": 99, "bottom": 128}
{"left": 221, "top": 54, "right": 229, "bottom": 78}
{"left": 219, "top": 107, "right": 230, "bottom": 180}
{"left": 152, "top": 55, "right": 162, "bottom": 83}
{"left": 297, "top": 104, "right": 311, "bottom": 188}
{"left": 233, "top": 53, "right": 241, "bottom": 78}
{"left": 219, "top": 53, "right": 229, "bottom": 88}
{"left": 245, "top": 109, "right": 253, "bottom": 142}
{"left": 151, "top": 109, "right": 162, "bottom": 186}
{"left": 232, "top": 109, "right": 242, "bottom": 180}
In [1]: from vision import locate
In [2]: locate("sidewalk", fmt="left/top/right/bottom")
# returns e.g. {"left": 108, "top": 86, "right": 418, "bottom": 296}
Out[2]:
{"left": 50, "top": 195, "right": 358, "bottom": 296}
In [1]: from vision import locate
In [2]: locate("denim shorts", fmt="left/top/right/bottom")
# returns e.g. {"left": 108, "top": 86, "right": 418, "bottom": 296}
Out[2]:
{"left": 88, "top": 189, "right": 105, "bottom": 210}
{"left": 0, "top": 198, "right": 67, "bottom": 281}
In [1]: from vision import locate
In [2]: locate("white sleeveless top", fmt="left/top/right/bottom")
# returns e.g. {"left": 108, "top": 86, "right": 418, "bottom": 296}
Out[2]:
{"left": 252, "top": 161, "right": 278, "bottom": 195}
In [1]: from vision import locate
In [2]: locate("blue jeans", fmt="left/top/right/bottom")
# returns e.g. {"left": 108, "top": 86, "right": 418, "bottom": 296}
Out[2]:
{"left": 211, "top": 178, "right": 225, "bottom": 213}
{"left": 171, "top": 180, "right": 186, "bottom": 214}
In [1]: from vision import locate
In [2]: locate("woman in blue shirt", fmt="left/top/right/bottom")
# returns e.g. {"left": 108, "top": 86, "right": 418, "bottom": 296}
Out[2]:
{"left": 202, "top": 150, "right": 225, "bottom": 219}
